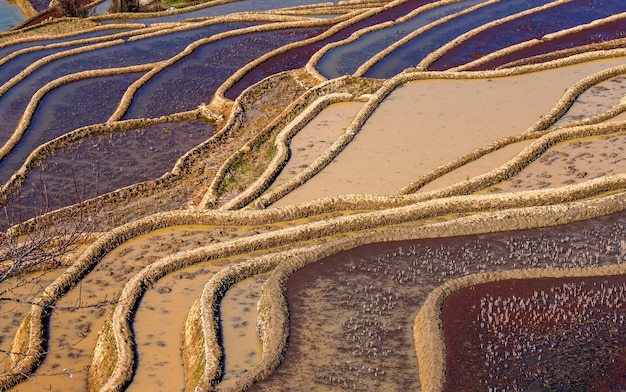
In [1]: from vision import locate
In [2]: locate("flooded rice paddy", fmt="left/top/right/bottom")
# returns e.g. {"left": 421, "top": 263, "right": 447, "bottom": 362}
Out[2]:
{"left": 3, "top": 119, "right": 214, "bottom": 225}
{"left": 428, "top": 0, "right": 626, "bottom": 71}
{"left": 223, "top": 0, "right": 427, "bottom": 100}
{"left": 0, "top": 74, "right": 141, "bottom": 183}
{"left": 0, "top": 0, "right": 24, "bottom": 32}
{"left": 123, "top": 28, "right": 325, "bottom": 119}
{"left": 277, "top": 58, "right": 626, "bottom": 205}
{"left": 364, "top": 0, "right": 562, "bottom": 78}
{"left": 317, "top": 0, "right": 485, "bottom": 79}
{"left": 490, "top": 133, "right": 626, "bottom": 192}
{"left": 443, "top": 275, "right": 626, "bottom": 391}
{"left": 0, "top": 1, "right": 625, "bottom": 391}
{"left": 253, "top": 211, "right": 626, "bottom": 391}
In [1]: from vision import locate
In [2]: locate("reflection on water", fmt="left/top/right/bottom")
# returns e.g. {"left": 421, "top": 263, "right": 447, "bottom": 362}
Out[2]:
{"left": 366, "top": 0, "right": 601, "bottom": 77}
{"left": 90, "top": 0, "right": 113, "bottom": 15}
{"left": 0, "top": 0, "right": 25, "bottom": 32}
{"left": 3, "top": 120, "right": 214, "bottom": 225}
{"left": 253, "top": 211, "right": 625, "bottom": 391}
{"left": 429, "top": 0, "right": 626, "bottom": 71}
{"left": 0, "top": 28, "right": 136, "bottom": 60}
{"left": 224, "top": 0, "right": 421, "bottom": 99}
{"left": 124, "top": 27, "right": 324, "bottom": 119}
{"left": 99, "top": 0, "right": 332, "bottom": 26}
{"left": 444, "top": 275, "right": 626, "bottom": 391}
{"left": 0, "top": 23, "right": 245, "bottom": 146}
{"left": 317, "top": 0, "right": 485, "bottom": 78}
{"left": 0, "top": 74, "right": 142, "bottom": 185}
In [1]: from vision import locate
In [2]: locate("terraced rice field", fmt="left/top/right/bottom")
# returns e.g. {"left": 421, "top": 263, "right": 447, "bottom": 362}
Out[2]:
{"left": 0, "top": 1, "right": 625, "bottom": 391}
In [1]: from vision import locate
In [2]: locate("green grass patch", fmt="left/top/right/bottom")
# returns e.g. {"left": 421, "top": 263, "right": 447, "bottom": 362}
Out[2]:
{"left": 217, "top": 134, "right": 277, "bottom": 199}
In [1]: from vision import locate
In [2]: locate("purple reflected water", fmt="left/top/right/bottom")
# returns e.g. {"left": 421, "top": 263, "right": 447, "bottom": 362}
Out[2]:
{"left": 365, "top": 0, "right": 579, "bottom": 78}
{"left": 428, "top": 0, "right": 626, "bottom": 70}
{"left": 316, "top": 0, "right": 483, "bottom": 79}
{"left": 224, "top": 0, "right": 425, "bottom": 99}
{"left": 467, "top": 18, "right": 626, "bottom": 70}
{"left": 0, "top": 23, "right": 247, "bottom": 148}
{"left": 0, "top": 73, "right": 142, "bottom": 185}
{"left": 124, "top": 27, "right": 324, "bottom": 119}
{"left": 2, "top": 120, "right": 213, "bottom": 225}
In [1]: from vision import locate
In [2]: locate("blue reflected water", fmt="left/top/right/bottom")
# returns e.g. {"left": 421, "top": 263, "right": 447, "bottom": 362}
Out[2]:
{"left": 0, "top": 22, "right": 248, "bottom": 146}
{"left": 366, "top": 0, "right": 560, "bottom": 78}
{"left": 317, "top": 0, "right": 486, "bottom": 78}
{"left": 0, "top": 73, "right": 142, "bottom": 184}
{"left": 0, "top": 0, "right": 25, "bottom": 31}
{"left": 91, "top": 0, "right": 113, "bottom": 15}
{"left": 0, "top": 28, "right": 136, "bottom": 60}
{"left": 124, "top": 27, "right": 323, "bottom": 119}
{"left": 3, "top": 119, "right": 214, "bottom": 224}
{"left": 99, "top": 0, "right": 332, "bottom": 25}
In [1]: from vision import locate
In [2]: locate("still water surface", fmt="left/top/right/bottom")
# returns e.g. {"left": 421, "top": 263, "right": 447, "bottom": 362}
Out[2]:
{"left": 0, "top": 0, "right": 25, "bottom": 31}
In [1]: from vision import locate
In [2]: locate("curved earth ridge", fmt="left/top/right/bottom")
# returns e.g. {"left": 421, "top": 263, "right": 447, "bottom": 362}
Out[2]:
{"left": 0, "top": 1, "right": 624, "bottom": 391}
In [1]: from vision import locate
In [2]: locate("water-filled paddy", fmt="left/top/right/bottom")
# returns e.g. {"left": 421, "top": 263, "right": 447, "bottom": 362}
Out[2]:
{"left": 365, "top": 0, "right": 591, "bottom": 78}
{"left": 0, "top": 271, "right": 63, "bottom": 363}
{"left": 0, "top": 73, "right": 142, "bottom": 184}
{"left": 0, "top": 46, "right": 96, "bottom": 87}
{"left": 252, "top": 211, "right": 626, "bottom": 391}
{"left": 489, "top": 133, "right": 626, "bottom": 192}
{"left": 0, "top": 27, "right": 137, "bottom": 59}
{"left": 277, "top": 58, "right": 626, "bottom": 206}
{"left": 0, "top": 0, "right": 25, "bottom": 32}
{"left": 214, "top": 273, "right": 267, "bottom": 389}
{"left": 124, "top": 27, "right": 324, "bottom": 119}
{"left": 99, "top": 0, "right": 339, "bottom": 26}
{"left": 0, "top": 45, "right": 144, "bottom": 146}
{"left": 0, "top": 22, "right": 251, "bottom": 150}
{"left": 3, "top": 120, "right": 214, "bottom": 225}
{"left": 551, "top": 75, "right": 626, "bottom": 128}
{"left": 224, "top": 0, "right": 428, "bottom": 99}
{"left": 443, "top": 275, "right": 626, "bottom": 391}
{"left": 469, "top": 18, "right": 626, "bottom": 70}
{"left": 12, "top": 225, "right": 223, "bottom": 391}
{"left": 316, "top": 0, "right": 485, "bottom": 78}
{"left": 269, "top": 101, "right": 363, "bottom": 191}
{"left": 429, "top": 0, "right": 626, "bottom": 71}
{"left": 1, "top": 2, "right": 626, "bottom": 391}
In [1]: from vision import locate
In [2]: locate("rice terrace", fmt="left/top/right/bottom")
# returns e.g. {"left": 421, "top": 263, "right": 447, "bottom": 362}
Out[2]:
{"left": 0, "top": 0, "right": 625, "bottom": 390}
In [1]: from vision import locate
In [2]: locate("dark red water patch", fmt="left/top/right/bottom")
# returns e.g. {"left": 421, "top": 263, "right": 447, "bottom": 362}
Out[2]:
{"left": 251, "top": 211, "right": 626, "bottom": 391}
{"left": 224, "top": 0, "right": 438, "bottom": 100}
{"left": 22, "top": 9, "right": 61, "bottom": 29}
{"left": 442, "top": 275, "right": 626, "bottom": 391}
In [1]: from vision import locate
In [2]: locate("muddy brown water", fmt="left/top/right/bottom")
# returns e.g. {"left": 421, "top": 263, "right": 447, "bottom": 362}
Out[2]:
{"left": 490, "top": 133, "right": 626, "bottom": 193}
{"left": 216, "top": 274, "right": 267, "bottom": 390}
{"left": 5, "top": 225, "right": 233, "bottom": 391}
{"left": 551, "top": 75, "right": 626, "bottom": 129}
{"left": 270, "top": 101, "right": 364, "bottom": 192}
{"left": 0, "top": 270, "right": 62, "bottom": 369}
{"left": 275, "top": 57, "right": 626, "bottom": 207}
{"left": 416, "top": 140, "right": 534, "bottom": 193}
